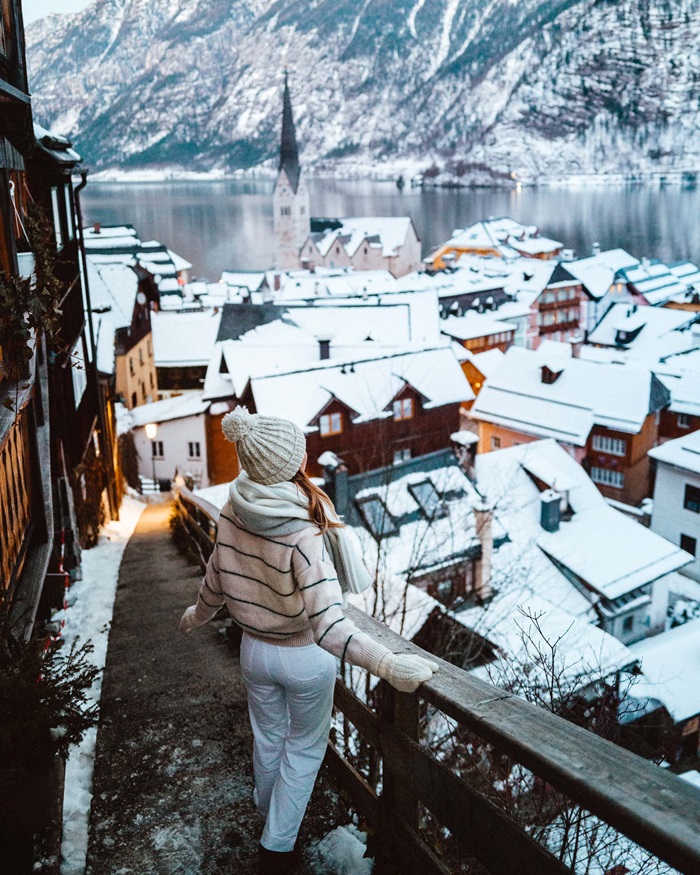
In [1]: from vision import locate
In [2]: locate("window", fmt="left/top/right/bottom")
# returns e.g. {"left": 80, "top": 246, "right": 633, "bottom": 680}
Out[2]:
{"left": 129, "top": 357, "right": 135, "bottom": 376}
{"left": 150, "top": 373, "right": 154, "bottom": 389}
{"left": 491, "top": 436, "right": 501, "bottom": 450}
{"left": 558, "top": 289, "right": 568, "bottom": 302}
{"left": 139, "top": 348, "right": 144, "bottom": 366}
{"left": 71, "top": 341, "right": 87, "bottom": 408}
{"left": 50, "top": 187, "right": 64, "bottom": 247}
{"left": 622, "top": 615, "right": 634, "bottom": 632}
{"left": 319, "top": 411, "right": 343, "bottom": 436}
{"left": 591, "top": 467, "right": 624, "bottom": 489}
{"left": 393, "top": 397, "right": 414, "bottom": 421}
{"left": 409, "top": 479, "right": 443, "bottom": 520}
{"left": 62, "top": 186, "right": 75, "bottom": 241}
{"left": 188, "top": 441, "right": 201, "bottom": 459}
{"left": 280, "top": 206, "right": 291, "bottom": 216}
{"left": 684, "top": 484, "right": 700, "bottom": 513}
{"left": 393, "top": 448, "right": 411, "bottom": 464}
{"left": 678, "top": 414, "right": 691, "bottom": 429}
{"left": 300, "top": 206, "right": 305, "bottom": 215}
{"left": 131, "top": 392, "right": 137, "bottom": 408}
{"left": 680, "top": 534, "right": 697, "bottom": 556}
{"left": 147, "top": 339, "right": 152, "bottom": 357}
{"left": 141, "top": 382, "right": 147, "bottom": 401}
{"left": 592, "top": 435, "right": 627, "bottom": 456}
{"left": 356, "top": 496, "right": 397, "bottom": 540}
{"left": 151, "top": 440, "right": 164, "bottom": 459}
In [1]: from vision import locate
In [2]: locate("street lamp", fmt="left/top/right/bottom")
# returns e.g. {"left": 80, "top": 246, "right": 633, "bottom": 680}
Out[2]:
{"left": 145, "top": 422, "right": 158, "bottom": 491}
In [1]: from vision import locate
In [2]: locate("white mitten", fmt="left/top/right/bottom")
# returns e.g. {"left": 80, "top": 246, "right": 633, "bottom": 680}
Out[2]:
{"left": 179, "top": 605, "right": 200, "bottom": 635}
{"left": 376, "top": 652, "right": 439, "bottom": 693}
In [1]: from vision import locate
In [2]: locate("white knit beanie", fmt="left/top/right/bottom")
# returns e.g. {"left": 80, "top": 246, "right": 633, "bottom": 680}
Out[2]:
{"left": 221, "top": 406, "right": 306, "bottom": 485}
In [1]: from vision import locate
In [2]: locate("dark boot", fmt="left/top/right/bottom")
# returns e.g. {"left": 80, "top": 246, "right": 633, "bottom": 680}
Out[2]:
{"left": 257, "top": 841, "right": 301, "bottom": 875}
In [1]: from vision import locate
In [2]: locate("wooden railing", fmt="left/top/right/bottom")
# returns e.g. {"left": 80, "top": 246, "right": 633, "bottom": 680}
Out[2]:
{"left": 174, "top": 484, "right": 700, "bottom": 875}
{"left": 0, "top": 382, "right": 34, "bottom": 589}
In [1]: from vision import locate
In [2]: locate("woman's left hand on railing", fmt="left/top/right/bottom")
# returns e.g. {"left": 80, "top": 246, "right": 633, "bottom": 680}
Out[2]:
{"left": 376, "top": 652, "right": 440, "bottom": 693}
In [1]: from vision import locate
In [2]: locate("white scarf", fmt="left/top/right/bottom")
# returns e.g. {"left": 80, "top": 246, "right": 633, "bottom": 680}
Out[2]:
{"left": 227, "top": 472, "right": 372, "bottom": 595}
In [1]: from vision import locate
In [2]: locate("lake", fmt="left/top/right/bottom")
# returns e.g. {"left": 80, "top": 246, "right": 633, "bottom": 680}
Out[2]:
{"left": 80, "top": 178, "right": 700, "bottom": 280}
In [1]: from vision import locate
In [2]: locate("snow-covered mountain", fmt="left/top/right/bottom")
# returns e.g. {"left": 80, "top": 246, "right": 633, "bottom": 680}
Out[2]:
{"left": 26, "top": 0, "right": 700, "bottom": 182}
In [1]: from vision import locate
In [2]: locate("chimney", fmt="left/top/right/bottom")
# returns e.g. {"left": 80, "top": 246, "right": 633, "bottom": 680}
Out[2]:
{"left": 319, "top": 452, "right": 349, "bottom": 518}
{"left": 591, "top": 241, "right": 601, "bottom": 256}
{"left": 318, "top": 338, "right": 331, "bottom": 360}
{"left": 569, "top": 334, "right": 584, "bottom": 358}
{"left": 93, "top": 222, "right": 101, "bottom": 234}
{"left": 540, "top": 489, "right": 561, "bottom": 533}
{"left": 473, "top": 502, "right": 494, "bottom": 602}
{"left": 273, "top": 273, "right": 281, "bottom": 291}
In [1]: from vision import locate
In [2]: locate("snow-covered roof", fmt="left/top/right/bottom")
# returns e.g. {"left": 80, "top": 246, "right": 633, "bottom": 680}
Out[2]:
{"left": 86, "top": 257, "right": 139, "bottom": 330}
{"left": 220, "top": 272, "right": 267, "bottom": 293}
{"left": 649, "top": 428, "right": 700, "bottom": 475}
{"left": 670, "top": 261, "right": 700, "bottom": 290}
{"left": 202, "top": 297, "right": 447, "bottom": 401}
{"left": 275, "top": 268, "right": 401, "bottom": 300}
{"left": 538, "top": 504, "right": 692, "bottom": 601}
{"left": 250, "top": 347, "right": 473, "bottom": 430}
{"left": 630, "top": 616, "right": 700, "bottom": 721}
{"left": 151, "top": 310, "right": 222, "bottom": 367}
{"left": 565, "top": 249, "right": 639, "bottom": 299}
{"left": 508, "top": 235, "right": 562, "bottom": 256}
{"left": 83, "top": 225, "right": 141, "bottom": 249}
{"left": 470, "top": 345, "right": 661, "bottom": 445}
{"left": 464, "top": 348, "right": 506, "bottom": 377}
{"left": 310, "top": 217, "right": 414, "bottom": 259}
{"left": 587, "top": 303, "right": 696, "bottom": 349}
{"left": 441, "top": 218, "right": 550, "bottom": 255}
{"left": 618, "top": 260, "right": 693, "bottom": 306}
{"left": 441, "top": 313, "right": 517, "bottom": 342}
{"left": 130, "top": 391, "right": 209, "bottom": 427}
{"left": 167, "top": 248, "right": 192, "bottom": 272}
{"left": 659, "top": 371, "right": 700, "bottom": 417}
{"left": 469, "top": 589, "right": 636, "bottom": 686}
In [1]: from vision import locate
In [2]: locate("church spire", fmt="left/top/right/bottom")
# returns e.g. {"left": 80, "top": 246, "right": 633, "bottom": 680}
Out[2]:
{"left": 279, "top": 71, "right": 301, "bottom": 193}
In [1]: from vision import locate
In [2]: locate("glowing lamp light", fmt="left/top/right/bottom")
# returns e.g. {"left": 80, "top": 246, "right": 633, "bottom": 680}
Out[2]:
{"left": 145, "top": 422, "right": 158, "bottom": 440}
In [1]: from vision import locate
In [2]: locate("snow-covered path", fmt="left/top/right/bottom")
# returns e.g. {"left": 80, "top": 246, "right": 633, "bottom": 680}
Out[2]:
{"left": 57, "top": 495, "right": 146, "bottom": 875}
{"left": 63, "top": 500, "right": 362, "bottom": 875}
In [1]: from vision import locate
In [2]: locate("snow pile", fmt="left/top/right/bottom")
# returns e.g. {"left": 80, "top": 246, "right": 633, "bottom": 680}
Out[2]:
{"left": 56, "top": 496, "right": 146, "bottom": 875}
{"left": 309, "top": 825, "right": 373, "bottom": 875}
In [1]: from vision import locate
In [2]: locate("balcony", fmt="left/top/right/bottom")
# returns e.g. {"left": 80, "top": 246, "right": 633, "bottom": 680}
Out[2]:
{"left": 175, "top": 485, "right": 700, "bottom": 874}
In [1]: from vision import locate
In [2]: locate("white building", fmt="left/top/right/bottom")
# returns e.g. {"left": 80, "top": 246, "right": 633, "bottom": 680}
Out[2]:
{"left": 649, "top": 430, "right": 700, "bottom": 581}
{"left": 130, "top": 392, "right": 210, "bottom": 488}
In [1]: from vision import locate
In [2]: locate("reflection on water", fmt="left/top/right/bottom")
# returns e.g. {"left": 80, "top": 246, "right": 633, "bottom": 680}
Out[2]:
{"left": 81, "top": 179, "right": 700, "bottom": 280}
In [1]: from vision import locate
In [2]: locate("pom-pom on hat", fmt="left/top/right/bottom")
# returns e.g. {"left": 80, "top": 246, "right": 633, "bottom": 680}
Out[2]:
{"left": 221, "top": 406, "right": 306, "bottom": 485}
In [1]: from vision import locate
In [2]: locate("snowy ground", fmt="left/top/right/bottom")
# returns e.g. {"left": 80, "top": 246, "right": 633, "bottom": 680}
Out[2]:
{"left": 55, "top": 495, "right": 146, "bottom": 875}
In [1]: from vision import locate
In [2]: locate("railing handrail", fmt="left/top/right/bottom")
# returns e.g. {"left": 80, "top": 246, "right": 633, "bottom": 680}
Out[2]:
{"left": 346, "top": 605, "right": 700, "bottom": 875}
{"left": 174, "top": 485, "right": 700, "bottom": 874}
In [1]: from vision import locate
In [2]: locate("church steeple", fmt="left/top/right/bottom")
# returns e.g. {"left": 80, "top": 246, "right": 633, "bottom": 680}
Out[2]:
{"left": 273, "top": 71, "right": 310, "bottom": 270}
{"left": 279, "top": 71, "right": 301, "bottom": 193}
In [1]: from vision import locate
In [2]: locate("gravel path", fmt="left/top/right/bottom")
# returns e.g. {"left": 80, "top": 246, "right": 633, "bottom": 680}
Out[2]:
{"left": 86, "top": 502, "right": 347, "bottom": 875}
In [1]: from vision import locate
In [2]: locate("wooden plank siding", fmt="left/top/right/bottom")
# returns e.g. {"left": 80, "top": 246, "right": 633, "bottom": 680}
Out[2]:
{"left": 0, "top": 397, "right": 33, "bottom": 588}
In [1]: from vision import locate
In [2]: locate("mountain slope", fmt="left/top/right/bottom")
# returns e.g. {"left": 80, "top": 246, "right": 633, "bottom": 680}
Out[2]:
{"left": 26, "top": 0, "right": 700, "bottom": 181}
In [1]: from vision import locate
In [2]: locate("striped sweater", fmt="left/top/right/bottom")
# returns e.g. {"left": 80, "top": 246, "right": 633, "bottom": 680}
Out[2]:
{"left": 192, "top": 502, "right": 391, "bottom": 674}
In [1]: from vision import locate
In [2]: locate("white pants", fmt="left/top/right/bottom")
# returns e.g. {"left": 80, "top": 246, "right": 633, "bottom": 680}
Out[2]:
{"left": 240, "top": 633, "right": 337, "bottom": 852}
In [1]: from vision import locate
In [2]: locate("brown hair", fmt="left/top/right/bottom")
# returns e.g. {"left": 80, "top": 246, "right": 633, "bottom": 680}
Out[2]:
{"left": 291, "top": 469, "right": 344, "bottom": 534}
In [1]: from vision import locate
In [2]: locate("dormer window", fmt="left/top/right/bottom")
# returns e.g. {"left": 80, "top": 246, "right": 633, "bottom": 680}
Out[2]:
{"left": 541, "top": 364, "right": 564, "bottom": 384}
{"left": 408, "top": 478, "right": 445, "bottom": 520}
{"left": 319, "top": 411, "right": 343, "bottom": 436}
{"left": 356, "top": 496, "right": 397, "bottom": 540}
{"left": 393, "top": 397, "right": 414, "bottom": 421}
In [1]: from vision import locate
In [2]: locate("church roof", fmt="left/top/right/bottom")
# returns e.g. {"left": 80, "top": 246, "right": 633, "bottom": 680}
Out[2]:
{"left": 279, "top": 73, "right": 301, "bottom": 193}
